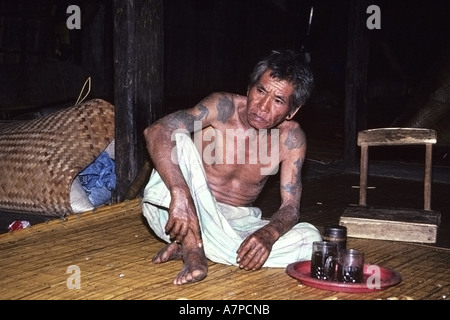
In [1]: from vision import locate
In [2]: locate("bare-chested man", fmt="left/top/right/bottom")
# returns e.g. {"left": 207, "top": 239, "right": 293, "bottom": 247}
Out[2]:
{"left": 142, "top": 49, "right": 321, "bottom": 285}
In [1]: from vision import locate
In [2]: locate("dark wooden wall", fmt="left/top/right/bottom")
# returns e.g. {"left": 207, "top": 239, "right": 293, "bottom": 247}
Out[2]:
{"left": 0, "top": 0, "right": 113, "bottom": 116}
{"left": 162, "top": 0, "right": 314, "bottom": 111}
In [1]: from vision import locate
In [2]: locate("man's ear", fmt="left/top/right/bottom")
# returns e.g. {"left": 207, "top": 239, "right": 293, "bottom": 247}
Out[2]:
{"left": 286, "top": 106, "right": 301, "bottom": 120}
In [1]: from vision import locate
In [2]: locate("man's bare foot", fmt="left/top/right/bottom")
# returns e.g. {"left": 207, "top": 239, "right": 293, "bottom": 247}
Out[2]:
{"left": 173, "top": 246, "right": 208, "bottom": 285}
{"left": 152, "top": 242, "right": 182, "bottom": 263}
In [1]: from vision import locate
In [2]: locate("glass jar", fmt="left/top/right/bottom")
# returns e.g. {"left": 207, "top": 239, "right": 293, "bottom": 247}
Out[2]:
{"left": 323, "top": 225, "right": 347, "bottom": 252}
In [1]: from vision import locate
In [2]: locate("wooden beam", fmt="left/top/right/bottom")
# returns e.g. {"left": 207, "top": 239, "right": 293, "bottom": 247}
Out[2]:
{"left": 357, "top": 128, "right": 437, "bottom": 146}
{"left": 344, "top": 0, "right": 370, "bottom": 167}
{"left": 113, "top": 0, "right": 163, "bottom": 201}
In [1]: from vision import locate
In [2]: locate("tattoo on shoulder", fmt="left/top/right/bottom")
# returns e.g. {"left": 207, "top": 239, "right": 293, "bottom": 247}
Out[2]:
{"left": 284, "top": 127, "right": 305, "bottom": 150}
{"left": 217, "top": 96, "right": 234, "bottom": 123}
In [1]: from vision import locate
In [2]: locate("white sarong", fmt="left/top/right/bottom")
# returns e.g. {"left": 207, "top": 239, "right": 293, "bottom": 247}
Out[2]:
{"left": 142, "top": 133, "right": 321, "bottom": 268}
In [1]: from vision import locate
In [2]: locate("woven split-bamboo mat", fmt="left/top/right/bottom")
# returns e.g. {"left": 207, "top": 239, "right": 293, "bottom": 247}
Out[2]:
{"left": 0, "top": 198, "right": 449, "bottom": 300}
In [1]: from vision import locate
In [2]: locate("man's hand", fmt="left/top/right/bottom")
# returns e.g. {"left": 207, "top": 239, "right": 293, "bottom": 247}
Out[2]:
{"left": 165, "top": 190, "right": 203, "bottom": 248}
{"left": 236, "top": 228, "right": 276, "bottom": 270}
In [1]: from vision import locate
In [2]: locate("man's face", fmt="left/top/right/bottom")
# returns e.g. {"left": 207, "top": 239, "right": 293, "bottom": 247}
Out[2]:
{"left": 246, "top": 70, "right": 296, "bottom": 130}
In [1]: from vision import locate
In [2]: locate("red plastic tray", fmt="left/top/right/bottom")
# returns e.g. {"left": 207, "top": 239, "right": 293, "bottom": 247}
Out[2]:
{"left": 286, "top": 260, "right": 402, "bottom": 293}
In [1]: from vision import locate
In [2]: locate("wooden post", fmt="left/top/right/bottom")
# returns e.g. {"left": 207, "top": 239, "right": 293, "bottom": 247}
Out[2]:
{"left": 344, "top": 0, "right": 370, "bottom": 167}
{"left": 113, "top": 0, "right": 164, "bottom": 201}
{"left": 424, "top": 143, "right": 433, "bottom": 211}
{"left": 359, "top": 144, "right": 368, "bottom": 206}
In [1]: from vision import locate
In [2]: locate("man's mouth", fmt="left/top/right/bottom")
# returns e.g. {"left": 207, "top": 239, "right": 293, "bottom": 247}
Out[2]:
{"left": 252, "top": 113, "right": 267, "bottom": 124}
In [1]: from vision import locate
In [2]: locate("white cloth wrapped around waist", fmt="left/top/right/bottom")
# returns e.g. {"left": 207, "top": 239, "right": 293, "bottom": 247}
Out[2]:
{"left": 142, "top": 133, "right": 321, "bottom": 267}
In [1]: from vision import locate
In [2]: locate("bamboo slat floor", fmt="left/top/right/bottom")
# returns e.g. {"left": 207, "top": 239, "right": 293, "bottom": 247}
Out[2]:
{"left": 0, "top": 198, "right": 449, "bottom": 300}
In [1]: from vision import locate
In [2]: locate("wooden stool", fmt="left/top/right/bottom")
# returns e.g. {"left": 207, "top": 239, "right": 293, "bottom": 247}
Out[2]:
{"left": 340, "top": 128, "right": 441, "bottom": 243}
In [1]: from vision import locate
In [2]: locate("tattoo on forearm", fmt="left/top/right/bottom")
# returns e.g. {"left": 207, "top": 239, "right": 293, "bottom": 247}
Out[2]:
{"left": 217, "top": 97, "right": 234, "bottom": 123}
{"left": 281, "top": 182, "right": 297, "bottom": 195}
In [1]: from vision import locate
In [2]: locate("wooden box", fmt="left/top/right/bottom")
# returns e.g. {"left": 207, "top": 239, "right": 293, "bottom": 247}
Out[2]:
{"left": 340, "top": 206, "right": 441, "bottom": 243}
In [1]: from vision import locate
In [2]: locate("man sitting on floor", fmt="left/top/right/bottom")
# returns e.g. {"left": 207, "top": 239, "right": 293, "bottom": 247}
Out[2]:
{"left": 142, "top": 49, "right": 321, "bottom": 285}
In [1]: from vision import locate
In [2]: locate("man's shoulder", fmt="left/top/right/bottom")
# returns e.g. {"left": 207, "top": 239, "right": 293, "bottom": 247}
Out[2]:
{"left": 206, "top": 91, "right": 246, "bottom": 103}
{"left": 205, "top": 92, "right": 247, "bottom": 115}
{"left": 279, "top": 118, "right": 304, "bottom": 134}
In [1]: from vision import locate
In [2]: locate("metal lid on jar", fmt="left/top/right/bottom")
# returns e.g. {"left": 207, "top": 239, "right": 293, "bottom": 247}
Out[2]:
{"left": 323, "top": 225, "right": 347, "bottom": 238}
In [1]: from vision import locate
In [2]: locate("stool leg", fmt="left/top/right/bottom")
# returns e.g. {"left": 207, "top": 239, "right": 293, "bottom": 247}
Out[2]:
{"left": 359, "top": 144, "right": 368, "bottom": 206}
{"left": 424, "top": 143, "right": 432, "bottom": 211}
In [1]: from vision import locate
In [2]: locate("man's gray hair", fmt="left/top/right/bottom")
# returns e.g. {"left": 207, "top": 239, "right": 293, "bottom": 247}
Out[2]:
{"left": 248, "top": 49, "right": 314, "bottom": 111}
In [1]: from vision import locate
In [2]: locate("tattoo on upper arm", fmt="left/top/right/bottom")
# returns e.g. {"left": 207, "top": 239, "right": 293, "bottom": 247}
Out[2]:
{"left": 281, "top": 158, "right": 303, "bottom": 195}
{"left": 196, "top": 104, "right": 209, "bottom": 120}
{"left": 281, "top": 127, "right": 305, "bottom": 196}
{"left": 163, "top": 111, "right": 195, "bottom": 132}
{"left": 293, "top": 158, "right": 303, "bottom": 184}
{"left": 163, "top": 106, "right": 209, "bottom": 132}
{"left": 284, "top": 127, "right": 305, "bottom": 150}
{"left": 217, "top": 97, "right": 234, "bottom": 123}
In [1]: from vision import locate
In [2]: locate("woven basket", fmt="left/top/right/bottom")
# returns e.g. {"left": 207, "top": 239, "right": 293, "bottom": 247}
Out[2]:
{"left": 0, "top": 99, "right": 115, "bottom": 217}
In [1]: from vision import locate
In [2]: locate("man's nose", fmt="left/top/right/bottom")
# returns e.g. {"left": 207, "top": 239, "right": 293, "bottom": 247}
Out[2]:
{"left": 258, "top": 95, "right": 271, "bottom": 113}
